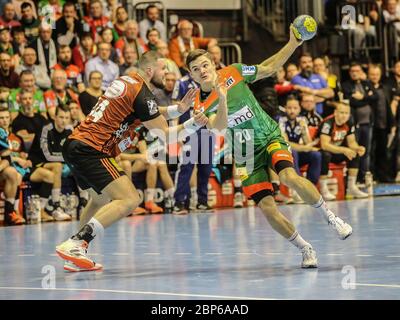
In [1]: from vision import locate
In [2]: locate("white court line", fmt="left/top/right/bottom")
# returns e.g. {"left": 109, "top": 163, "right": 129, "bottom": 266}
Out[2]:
{"left": 386, "top": 256, "right": 400, "bottom": 258}
{"left": 351, "top": 283, "right": 400, "bottom": 289}
{"left": 0, "top": 286, "right": 275, "bottom": 300}
{"left": 18, "top": 254, "right": 35, "bottom": 257}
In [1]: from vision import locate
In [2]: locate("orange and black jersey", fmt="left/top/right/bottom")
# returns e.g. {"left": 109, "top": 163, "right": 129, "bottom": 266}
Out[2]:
{"left": 318, "top": 115, "right": 356, "bottom": 146}
{"left": 69, "top": 73, "right": 161, "bottom": 157}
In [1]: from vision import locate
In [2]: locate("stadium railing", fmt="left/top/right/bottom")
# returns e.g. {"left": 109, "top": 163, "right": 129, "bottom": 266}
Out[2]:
{"left": 219, "top": 42, "right": 242, "bottom": 64}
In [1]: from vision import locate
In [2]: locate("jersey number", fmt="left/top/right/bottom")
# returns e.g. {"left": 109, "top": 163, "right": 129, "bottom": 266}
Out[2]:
{"left": 88, "top": 99, "right": 110, "bottom": 122}
{"left": 235, "top": 129, "right": 252, "bottom": 143}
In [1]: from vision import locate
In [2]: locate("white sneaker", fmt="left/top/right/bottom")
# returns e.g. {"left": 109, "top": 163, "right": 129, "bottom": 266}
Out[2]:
{"left": 233, "top": 192, "right": 243, "bottom": 208}
{"left": 301, "top": 246, "right": 318, "bottom": 268}
{"left": 189, "top": 197, "right": 197, "bottom": 212}
{"left": 346, "top": 186, "right": 369, "bottom": 199}
{"left": 247, "top": 199, "right": 255, "bottom": 207}
{"left": 56, "top": 238, "right": 95, "bottom": 269}
{"left": 292, "top": 190, "right": 305, "bottom": 204}
{"left": 64, "top": 260, "right": 103, "bottom": 272}
{"left": 321, "top": 188, "right": 336, "bottom": 201}
{"left": 52, "top": 207, "right": 72, "bottom": 221}
{"left": 328, "top": 215, "right": 353, "bottom": 240}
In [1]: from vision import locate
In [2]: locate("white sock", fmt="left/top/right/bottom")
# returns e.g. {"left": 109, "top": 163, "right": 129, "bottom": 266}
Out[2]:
{"left": 6, "top": 198, "right": 15, "bottom": 205}
{"left": 165, "top": 187, "right": 175, "bottom": 198}
{"left": 191, "top": 187, "right": 197, "bottom": 198}
{"left": 78, "top": 187, "right": 89, "bottom": 200}
{"left": 145, "top": 188, "right": 155, "bottom": 202}
{"left": 288, "top": 231, "right": 310, "bottom": 249}
{"left": 348, "top": 176, "right": 357, "bottom": 189}
{"left": 40, "top": 197, "right": 47, "bottom": 209}
{"left": 52, "top": 188, "right": 61, "bottom": 203}
{"left": 312, "top": 196, "right": 335, "bottom": 222}
{"left": 87, "top": 217, "right": 104, "bottom": 238}
{"left": 320, "top": 179, "right": 329, "bottom": 191}
{"left": 233, "top": 179, "right": 242, "bottom": 188}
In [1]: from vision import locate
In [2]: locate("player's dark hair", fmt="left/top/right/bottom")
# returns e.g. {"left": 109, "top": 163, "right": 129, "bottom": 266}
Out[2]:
{"left": 349, "top": 62, "right": 363, "bottom": 70}
{"left": 146, "top": 27, "right": 160, "bottom": 39}
{"left": 19, "top": 69, "right": 34, "bottom": 79}
{"left": 0, "top": 106, "right": 9, "bottom": 113}
{"left": 89, "top": 70, "right": 102, "bottom": 81}
{"left": 299, "top": 52, "right": 313, "bottom": 62}
{"left": 146, "top": 4, "right": 158, "bottom": 14}
{"left": 138, "top": 50, "right": 163, "bottom": 70}
{"left": 21, "top": 2, "right": 32, "bottom": 11}
{"left": 186, "top": 49, "right": 213, "bottom": 70}
{"left": 286, "top": 94, "right": 299, "bottom": 105}
{"left": 63, "top": 1, "right": 75, "bottom": 13}
{"left": 55, "top": 103, "right": 71, "bottom": 116}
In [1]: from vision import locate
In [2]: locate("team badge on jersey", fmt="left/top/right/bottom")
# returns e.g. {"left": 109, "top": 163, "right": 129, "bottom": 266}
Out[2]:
{"left": 241, "top": 65, "right": 256, "bottom": 75}
{"left": 147, "top": 99, "right": 159, "bottom": 115}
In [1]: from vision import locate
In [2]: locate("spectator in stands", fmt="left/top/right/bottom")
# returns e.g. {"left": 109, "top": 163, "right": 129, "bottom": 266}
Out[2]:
{"left": 100, "top": 26, "right": 119, "bottom": 63}
{"left": 11, "top": 0, "right": 37, "bottom": 20}
{"left": 291, "top": 53, "right": 334, "bottom": 115}
{"left": 53, "top": 45, "right": 85, "bottom": 93}
{"left": 11, "top": 26, "right": 27, "bottom": 57}
{"left": 139, "top": 4, "right": 167, "bottom": 42}
{"left": 53, "top": 2, "right": 83, "bottom": 48}
{"left": 79, "top": 70, "right": 103, "bottom": 116}
{"left": 69, "top": 100, "right": 85, "bottom": 127}
{"left": 146, "top": 27, "right": 161, "bottom": 51}
{"left": 11, "top": 89, "right": 48, "bottom": 148}
{"left": 15, "top": 48, "right": 51, "bottom": 90}
{"left": 44, "top": 69, "right": 79, "bottom": 120}
{"left": 0, "top": 107, "right": 26, "bottom": 225}
{"left": 285, "top": 63, "right": 299, "bottom": 81}
{"left": 29, "top": 24, "right": 57, "bottom": 76}
{"left": 103, "top": 0, "right": 121, "bottom": 22}
{"left": 156, "top": 39, "right": 181, "bottom": 78}
{"left": 0, "top": 26, "right": 16, "bottom": 57}
{"left": 115, "top": 19, "right": 148, "bottom": 64}
{"left": 342, "top": 62, "right": 378, "bottom": 183}
{"left": 383, "top": 0, "right": 400, "bottom": 32}
{"left": 368, "top": 63, "right": 395, "bottom": 182}
{"left": 119, "top": 45, "right": 138, "bottom": 75}
{"left": 85, "top": 42, "right": 119, "bottom": 91}
{"left": 9, "top": 70, "right": 47, "bottom": 119}
{"left": 169, "top": 20, "right": 217, "bottom": 74}
{"left": 83, "top": 0, "right": 112, "bottom": 43}
{"left": 300, "top": 94, "right": 323, "bottom": 134}
{"left": 28, "top": 104, "right": 73, "bottom": 221}
{"left": 153, "top": 70, "right": 176, "bottom": 105}
{"left": 113, "top": 6, "right": 128, "bottom": 37}
{"left": 0, "top": 52, "right": 19, "bottom": 89}
{"left": 279, "top": 96, "right": 321, "bottom": 203}
{"left": 72, "top": 32, "right": 96, "bottom": 73}
{"left": 0, "top": 3, "right": 21, "bottom": 29}
{"left": 208, "top": 45, "right": 226, "bottom": 70}
{"left": 20, "top": 1, "right": 40, "bottom": 43}
{"left": 319, "top": 102, "right": 368, "bottom": 199}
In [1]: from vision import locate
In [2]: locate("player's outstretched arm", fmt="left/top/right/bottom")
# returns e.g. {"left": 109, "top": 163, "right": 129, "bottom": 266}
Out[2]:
{"left": 255, "top": 25, "right": 302, "bottom": 81}
{"left": 158, "top": 89, "right": 197, "bottom": 120}
{"left": 206, "top": 79, "right": 228, "bottom": 131}
{"left": 142, "top": 112, "right": 208, "bottom": 144}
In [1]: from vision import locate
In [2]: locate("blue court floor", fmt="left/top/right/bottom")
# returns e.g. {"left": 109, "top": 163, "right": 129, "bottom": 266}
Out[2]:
{"left": 0, "top": 196, "right": 400, "bottom": 300}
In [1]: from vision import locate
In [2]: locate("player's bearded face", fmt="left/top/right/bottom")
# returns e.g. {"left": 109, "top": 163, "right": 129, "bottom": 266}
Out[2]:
{"left": 151, "top": 59, "right": 167, "bottom": 87}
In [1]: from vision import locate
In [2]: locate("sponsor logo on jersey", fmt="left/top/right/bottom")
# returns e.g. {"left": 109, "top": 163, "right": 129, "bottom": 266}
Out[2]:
{"left": 226, "top": 76, "right": 235, "bottom": 88}
{"left": 147, "top": 99, "right": 159, "bottom": 115}
{"left": 241, "top": 65, "right": 256, "bottom": 76}
{"left": 114, "top": 122, "right": 129, "bottom": 139}
{"left": 321, "top": 123, "right": 331, "bottom": 135}
{"left": 227, "top": 106, "right": 255, "bottom": 128}
{"left": 236, "top": 167, "right": 249, "bottom": 181}
{"left": 105, "top": 80, "right": 127, "bottom": 98}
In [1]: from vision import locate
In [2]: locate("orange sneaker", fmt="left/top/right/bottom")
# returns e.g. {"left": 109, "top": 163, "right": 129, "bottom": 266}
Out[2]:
{"left": 133, "top": 206, "right": 147, "bottom": 215}
{"left": 145, "top": 201, "right": 163, "bottom": 214}
{"left": 64, "top": 260, "right": 103, "bottom": 272}
{"left": 56, "top": 239, "right": 95, "bottom": 269}
{"left": 5, "top": 211, "right": 25, "bottom": 226}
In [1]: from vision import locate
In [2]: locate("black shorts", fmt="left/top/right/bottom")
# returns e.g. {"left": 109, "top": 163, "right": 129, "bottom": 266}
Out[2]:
{"left": 62, "top": 138, "right": 126, "bottom": 194}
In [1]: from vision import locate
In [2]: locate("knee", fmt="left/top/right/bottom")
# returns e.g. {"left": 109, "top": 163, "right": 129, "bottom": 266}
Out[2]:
{"left": 258, "top": 196, "right": 279, "bottom": 218}
{"left": 311, "top": 151, "right": 322, "bottom": 161}
{"left": 4, "top": 167, "right": 19, "bottom": 182}
{"left": 124, "top": 190, "right": 141, "bottom": 211}
{"left": 278, "top": 168, "right": 298, "bottom": 186}
{"left": 52, "top": 162, "right": 63, "bottom": 173}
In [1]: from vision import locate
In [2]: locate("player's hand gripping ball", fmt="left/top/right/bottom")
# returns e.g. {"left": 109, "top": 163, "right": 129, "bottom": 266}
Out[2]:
{"left": 292, "top": 15, "right": 317, "bottom": 41}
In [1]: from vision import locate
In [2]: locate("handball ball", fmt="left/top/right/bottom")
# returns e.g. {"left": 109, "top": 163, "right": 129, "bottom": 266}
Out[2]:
{"left": 292, "top": 15, "right": 317, "bottom": 41}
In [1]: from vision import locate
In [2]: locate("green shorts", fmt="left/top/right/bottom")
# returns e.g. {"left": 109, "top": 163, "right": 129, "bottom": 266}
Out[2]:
{"left": 236, "top": 138, "right": 294, "bottom": 201}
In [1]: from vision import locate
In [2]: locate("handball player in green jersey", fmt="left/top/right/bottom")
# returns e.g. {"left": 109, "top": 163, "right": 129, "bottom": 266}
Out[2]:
{"left": 186, "top": 26, "right": 352, "bottom": 268}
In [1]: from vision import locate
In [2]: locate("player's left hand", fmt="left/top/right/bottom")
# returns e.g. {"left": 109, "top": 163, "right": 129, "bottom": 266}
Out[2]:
{"left": 289, "top": 24, "right": 303, "bottom": 47}
{"left": 214, "top": 77, "right": 227, "bottom": 101}
{"left": 178, "top": 88, "right": 197, "bottom": 113}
